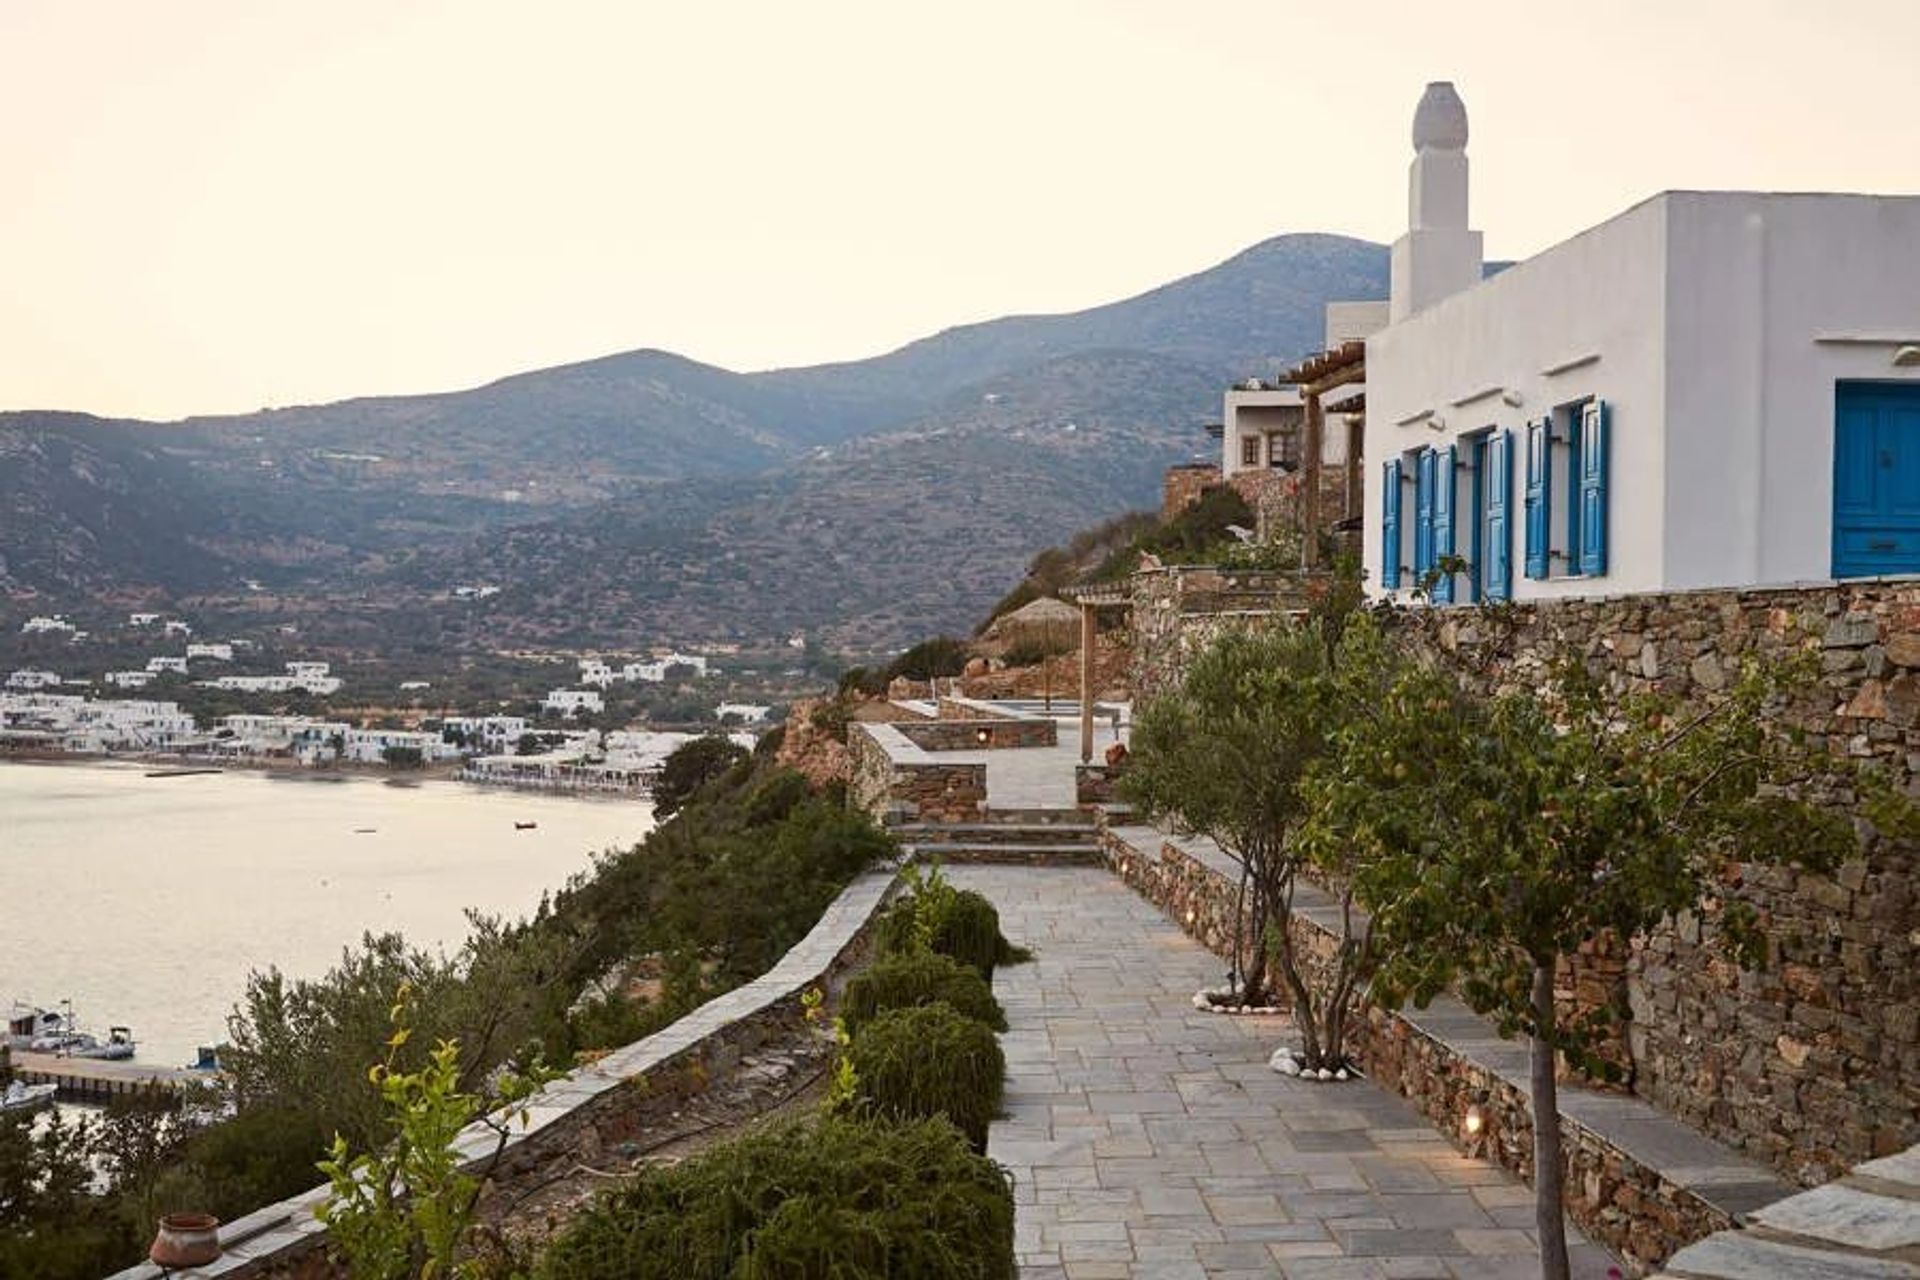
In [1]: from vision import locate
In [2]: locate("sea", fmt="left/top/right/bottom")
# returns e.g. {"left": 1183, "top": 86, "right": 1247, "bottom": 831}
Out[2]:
{"left": 0, "top": 761, "right": 654, "bottom": 1068}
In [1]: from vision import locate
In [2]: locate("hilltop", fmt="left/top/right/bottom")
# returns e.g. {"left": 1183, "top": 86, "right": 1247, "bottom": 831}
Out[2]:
{"left": 0, "top": 233, "right": 1386, "bottom": 648}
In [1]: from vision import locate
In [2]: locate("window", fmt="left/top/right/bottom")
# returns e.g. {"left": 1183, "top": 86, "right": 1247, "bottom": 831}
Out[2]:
{"left": 1240, "top": 435, "right": 1261, "bottom": 468}
{"left": 1525, "top": 400, "right": 1610, "bottom": 581}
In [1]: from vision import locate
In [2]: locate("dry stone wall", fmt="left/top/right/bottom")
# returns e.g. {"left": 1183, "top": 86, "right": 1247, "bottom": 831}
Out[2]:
{"left": 1129, "top": 576, "right": 1920, "bottom": 1186}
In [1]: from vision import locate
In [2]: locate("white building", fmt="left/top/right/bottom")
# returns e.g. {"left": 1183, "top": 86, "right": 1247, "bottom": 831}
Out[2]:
{"left": 21, "top": 616, "right": 75, "bottom": 635}
{"left": 441, "top": 715, "right": 528, "bottom": 751}
{"left": 204, "top": 662, "right": 342, "bottom": 696}
{"left": 1, "top": 693, "right": 199, "bottom": 753}
{"left": 6, "top": 670, "right": 61, "bottom": 690}
{"left": 578, "top": 659, "right": 616, "bottom": 688}
{"left": 1221, "top": 306, "right": 1385, "bottom": 481}
{"left": 163, "top": 620, "right": 193, "bottom": 637}
{"left": 105, "top": 670, "right": 156, "bottom": 690}
{"left": 186, "top": 643, "right": 235, "bottom": 662}
{"left": 1365, "top": 82, "right": 1920, "bottom": 604}
{"left": 146, "top": 656, "right": 190, "bottom": 675}
{"left": 340, "top": 728, "right": 459, "bottom": 765}
{"left": 127, "top": 612, "right": 162, "bottom": 628}
{"left": 714, "top": 702, "right": 772, "bottom": 725}
{"left": 543, "top": 689, "right": 604, "bottom": 716}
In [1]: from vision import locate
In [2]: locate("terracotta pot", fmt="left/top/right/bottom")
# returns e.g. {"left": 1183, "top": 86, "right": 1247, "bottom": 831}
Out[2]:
{"left": 150, "top": 1213, "right": 222, "bottom": 1268}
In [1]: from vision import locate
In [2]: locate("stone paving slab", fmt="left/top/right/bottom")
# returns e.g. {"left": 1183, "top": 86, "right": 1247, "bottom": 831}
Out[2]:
{"left": 953, "top": 865, "right": 1622, "bottom": 1279}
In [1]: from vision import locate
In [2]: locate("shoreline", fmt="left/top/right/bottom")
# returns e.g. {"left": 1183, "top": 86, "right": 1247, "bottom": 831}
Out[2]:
{"left": 0, "top": 752, "right": 651, "bottom": 804}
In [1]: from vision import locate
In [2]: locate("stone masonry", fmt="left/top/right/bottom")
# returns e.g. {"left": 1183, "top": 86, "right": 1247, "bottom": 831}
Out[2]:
{"left": 1129, "top": 576, "right": 1920, "bottom": 1189}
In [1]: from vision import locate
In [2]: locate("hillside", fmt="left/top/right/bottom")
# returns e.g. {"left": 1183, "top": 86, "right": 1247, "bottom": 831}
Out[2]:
{"left": 0, "top": 233, "right": 1387, "bottom": 647}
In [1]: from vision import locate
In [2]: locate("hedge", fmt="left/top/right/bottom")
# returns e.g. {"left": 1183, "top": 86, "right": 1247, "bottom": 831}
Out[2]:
{"left": 873, "top": 886, "right": 1024, "bottom": 980}
{"left": 840, "top": 950, "right": 1006, "bottom": 1038}
{"left": 844, "top": 1005, "right": 1006, "bottom": 1152}
{"left": 532, "top": 1114, "right": 1014, "bottom": 1280}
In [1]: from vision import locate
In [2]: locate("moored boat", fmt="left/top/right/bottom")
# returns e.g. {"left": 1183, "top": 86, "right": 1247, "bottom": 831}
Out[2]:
{"left": 0, "top": 1081, "right": 57, "bottom": 1113}
{"left": 73, "top": 1026, "right": 137, "bottom": 1060}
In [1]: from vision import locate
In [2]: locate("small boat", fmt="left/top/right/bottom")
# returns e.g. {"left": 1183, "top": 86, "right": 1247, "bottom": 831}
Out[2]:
{"left": 514, "top": 821, "right": 538, "bottom": 831}
{"left": 184, "top": 1046, "right": 222, "bottom": 1072}
{"left": 7, "top": 1005, "right": 68, "bottom": 1051}
{"left": 73, "top": 1026, "right": 136, "bottom": 1061}
{"left": 353, "top": 828, "right": 377, "bottom": 834}
{"left": 28, "top": 1029, "right": 89, "bottom": 1054}
{"left": 145, "top": 767, "right": 222, "bottom": 778}
{"left": 0, "top": 1082, "right": 57, "bottom": 1114}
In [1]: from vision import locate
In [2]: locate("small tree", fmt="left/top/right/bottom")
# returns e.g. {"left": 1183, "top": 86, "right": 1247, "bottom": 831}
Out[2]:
{"left": 1308, "top": 653, "right": 1871, "bottom": 1280}
{"left": 1120, "top": 612, "right": 1393, "bottom": 1069}
{"left": 651, "top": 734, "right": 748, "bottom": 818}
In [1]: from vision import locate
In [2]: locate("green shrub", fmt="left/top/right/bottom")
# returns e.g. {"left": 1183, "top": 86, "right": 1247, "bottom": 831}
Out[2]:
{"left": 1002, "top": 635, "right": 1072, "bottom": 667}
{"left": 532, "top": 1114, "right": 1014, "bottom": 1280}
{"left": 844, "top": 1005, "right": 1006, "bottom": 1151}
{"left": 875, "top": 887, "right": 1018, "bottom": 981}
{"left": 884, "top": 636, "right": 970, "bottom": 683}
{"left": 841, "top": 950, "right": 1006, "bottom": 1037}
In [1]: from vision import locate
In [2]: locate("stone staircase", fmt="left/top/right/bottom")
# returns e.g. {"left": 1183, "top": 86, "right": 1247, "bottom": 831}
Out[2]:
{"left": 1653, "top": 1143, "right": 1920, "bottom": 1278}
{"left": 890, "top": 809, "right": 1103, "bottom": 867}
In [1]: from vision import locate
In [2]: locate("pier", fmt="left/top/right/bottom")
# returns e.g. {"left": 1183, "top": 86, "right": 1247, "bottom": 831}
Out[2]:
{"left": 9, "top": 1050, "right": 202, "bottom": 1102}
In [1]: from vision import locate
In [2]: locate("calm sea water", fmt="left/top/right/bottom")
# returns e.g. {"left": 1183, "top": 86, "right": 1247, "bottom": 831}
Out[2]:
{"left": 0, "top": 762, "right": 654, "bottom": 1067}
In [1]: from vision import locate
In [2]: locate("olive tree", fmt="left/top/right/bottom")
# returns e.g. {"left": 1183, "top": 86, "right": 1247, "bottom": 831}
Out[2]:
{"left": 1305, "top": 653, "right": 1873, "bottom": 1280}
{"left": 1120, "top": 610, "right": 1395, "bottom": 1069}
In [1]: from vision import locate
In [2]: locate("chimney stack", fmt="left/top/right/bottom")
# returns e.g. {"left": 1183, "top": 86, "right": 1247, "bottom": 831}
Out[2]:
{"left": 1390, "top": 81, "right": 1484, "bottom": 323}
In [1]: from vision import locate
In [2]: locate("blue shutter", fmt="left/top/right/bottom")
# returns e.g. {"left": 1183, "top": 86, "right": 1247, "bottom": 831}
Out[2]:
{"left": 1578, "top": 400, "right": 1609, "bottom": 576}
{"left": 1380, "top": 459, "right": 1401, "bottom": 590}
{"left": 1485, "top": 430, "right": 1512, "bottom": 601}
{"left": 1524, "top": 417, "right": 1551, "bottom": 580}
{"left": 1414, "top": 448, "right": 1436, "bottom": 581}
{"left": 1431, "top": 444, "right": 1456, "bottom": 602}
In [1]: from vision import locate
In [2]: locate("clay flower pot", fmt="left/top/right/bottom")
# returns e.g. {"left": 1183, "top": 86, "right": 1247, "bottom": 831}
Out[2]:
{"left": 150, "top": 1213, "right": 222, "bottom": 1268}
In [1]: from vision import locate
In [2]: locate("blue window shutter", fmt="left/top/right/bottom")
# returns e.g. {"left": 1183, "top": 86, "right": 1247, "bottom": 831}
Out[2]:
{"left": 1380, "top": 459, "right": 1401, "bottom": 590}
{"left": 1578, "top": 400, "right": 1609, "bottom": 575}
{"left": 1431, "top": 444, "right": 1456, "bottom": 603}
{"left": 1485, "top": 430, "right": 1512, "bottom": 601}
{"left": 1524, "top": 417, "right": 1551, "bottom": 580}
{"left": 1414, "top": 449, "right": 1436, "bottom": 580}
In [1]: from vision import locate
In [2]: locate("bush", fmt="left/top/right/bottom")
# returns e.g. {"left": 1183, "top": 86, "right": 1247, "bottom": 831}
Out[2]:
{"left": 532, "top": 1114, "right": 1014, "bottom": 1280}
{"left": 841, "top": 950, "right": 1005, "bottom": 1038}
{"left": 875, "top": 887, "right": 1018, "bottom": 981}
{"left": 652, "top": 735, "right": 750, "bottom": 818}
{"left": 884, "top": 636, "right": 969, "bottom": 683}
{"left": 1002, "top": 635, "right": 1071, "bottom": 667}
{"left": 844, "top": 1005, "right": 1006, "bottom": 1151}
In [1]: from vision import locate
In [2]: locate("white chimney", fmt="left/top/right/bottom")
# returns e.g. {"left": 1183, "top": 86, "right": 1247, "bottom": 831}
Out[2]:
{"left": 1389, "top": 81, "right": 1484, "bottom": 323}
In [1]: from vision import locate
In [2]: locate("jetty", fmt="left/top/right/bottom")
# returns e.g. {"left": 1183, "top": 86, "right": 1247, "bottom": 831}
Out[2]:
{"left": 8, "top": 1050, "right": 201, "bottom": 1102}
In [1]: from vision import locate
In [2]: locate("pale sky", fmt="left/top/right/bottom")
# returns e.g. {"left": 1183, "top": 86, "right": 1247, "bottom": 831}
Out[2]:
{"left": 4, "top": 0, "right": 1917, "bottom": 421}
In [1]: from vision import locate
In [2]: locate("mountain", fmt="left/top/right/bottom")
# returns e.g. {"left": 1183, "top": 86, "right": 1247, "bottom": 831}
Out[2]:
{"left": 0, "top": 233, "right": 1387, "bottom": 646}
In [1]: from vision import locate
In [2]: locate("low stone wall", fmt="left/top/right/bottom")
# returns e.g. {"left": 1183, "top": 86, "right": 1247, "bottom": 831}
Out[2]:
{"left": 1131, "top": 566, "right": 1329, "bottom": 702}
{"left": 898, "top": 717, "right": 1056, "bottom": 751}
{"left": 110, "top": 870, "right": 900, "bottom": 1280}
{"left": 1129, "top": 574, "right": 1920, "bottom": 1186}
{"left": 1162, "top": 463, "right": 1220, "bottom": 521}
{"left": 1074, "top": 764, "right": 1121, "bottom": 807}
{"left": 1098, "top": 822, "right": 1770, "bottom": 1275}
{"left": 847, "top": 721, "right": 987, "bottom": 823}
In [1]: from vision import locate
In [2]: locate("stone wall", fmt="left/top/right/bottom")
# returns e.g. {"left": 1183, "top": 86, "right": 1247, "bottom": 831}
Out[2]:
{"left": 846, "top": 722, "right": 987, "bottom": 823}
{"left": 1131, "top": 566, "right": 1328, "bottom": 701}
{"left": 1395, "top": 582, "right": 1920, "bottom": 1183}
{"left": 1128, "top": 574, "right": 1920, "bottom": 1185}
{"left": 111, "top": 871, "right": 899, "bottom": 1280}
{"left": 907, "top": 712, "right": 1056, "bottom": 750}
{"left": 1162, "top": 463, "right": 1220, "bottom": 521}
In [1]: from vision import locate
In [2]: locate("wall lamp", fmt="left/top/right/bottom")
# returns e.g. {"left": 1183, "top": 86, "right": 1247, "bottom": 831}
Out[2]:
{"left": 1500, "top": 389, "right": 1526, "bottom": 407}
{"left": 974, "top": 727, "right": 992, "bottom": 745}
{"left": 1894, "top": 345, "right": 1920, "bottom": 368}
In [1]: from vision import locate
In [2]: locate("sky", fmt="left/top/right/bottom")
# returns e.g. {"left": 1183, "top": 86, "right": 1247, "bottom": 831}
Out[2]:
{"left": 3, "top": 0, "right": 1917, "bottom": 421}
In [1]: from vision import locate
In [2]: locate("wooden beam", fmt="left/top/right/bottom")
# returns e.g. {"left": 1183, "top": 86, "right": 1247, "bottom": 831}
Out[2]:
{"left": 1345, "top": 416, "right": 1364, "bottom": 520}
{"left": 1078, "top": 602, "right": 1096, "bottom": 764}
{"left": 1303, "top": 391, "right": 1324, "bottom": 570}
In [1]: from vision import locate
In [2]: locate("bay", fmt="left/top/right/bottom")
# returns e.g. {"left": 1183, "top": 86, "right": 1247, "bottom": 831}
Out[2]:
{"left": 0, "top": 761, "right": 653, "bottom": 1067}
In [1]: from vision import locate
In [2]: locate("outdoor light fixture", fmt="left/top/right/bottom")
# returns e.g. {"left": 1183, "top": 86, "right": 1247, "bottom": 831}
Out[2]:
{"left": 974, "top": 727, "right": 992, "bottom": 745}
{"left": 1463, "top": 1103, "right": 1486, "bottom": 1137}
{"left": 1500, "top": 388, "right": 1525, "bottom": 407}
{"left": 1894, "top": 345, "right": 1920, "bottom": 368}
{"left": 1186, "top": 908, "right": 1197, "bottom": 925}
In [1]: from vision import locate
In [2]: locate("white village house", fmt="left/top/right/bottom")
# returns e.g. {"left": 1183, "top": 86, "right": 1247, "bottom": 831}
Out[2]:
{"left": 1362, "top": 83, "right": 1920, "bottom": 603}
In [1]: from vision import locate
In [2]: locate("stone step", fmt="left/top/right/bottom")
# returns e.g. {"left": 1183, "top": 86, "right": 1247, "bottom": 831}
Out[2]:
{"left": 902, "top": 841, "right": 1103, "bottom": 866}
{"left": 893, "top": 822, "right": 1099, "bottom": 847}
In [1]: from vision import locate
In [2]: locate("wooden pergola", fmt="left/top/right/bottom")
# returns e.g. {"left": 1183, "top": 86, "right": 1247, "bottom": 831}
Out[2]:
{"left": 1061, "top": 582, "right": 1131, "bottom": 763}
{"left": 1278, "top": 341, "right": 1366, "bottom": 568}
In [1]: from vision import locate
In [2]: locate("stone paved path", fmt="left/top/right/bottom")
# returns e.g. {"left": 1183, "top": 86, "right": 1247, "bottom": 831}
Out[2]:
{"left": 952, "top": 865, "right": 1622, "bottom": 1279}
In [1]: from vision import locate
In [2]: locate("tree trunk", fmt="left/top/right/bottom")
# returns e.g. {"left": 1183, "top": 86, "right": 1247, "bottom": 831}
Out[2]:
{"left": 1531, "top": 961, "right": 1571, "bottom": 1280}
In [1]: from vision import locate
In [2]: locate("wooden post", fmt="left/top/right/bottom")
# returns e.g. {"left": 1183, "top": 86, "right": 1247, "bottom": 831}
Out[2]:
{"left": 1303, "top": 391, "right": 1324, "bottom": 569}
{"left": 1078, "top": 601, "right": 1096, "bottom": 764}
{"left": 1346, "top": 416, "right": 1364, "bottom": 520}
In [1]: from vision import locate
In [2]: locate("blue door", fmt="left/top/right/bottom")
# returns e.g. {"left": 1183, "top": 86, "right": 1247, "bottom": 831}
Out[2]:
{"left": 1833, "top": 383, "right": 1920, "bottom": 578}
